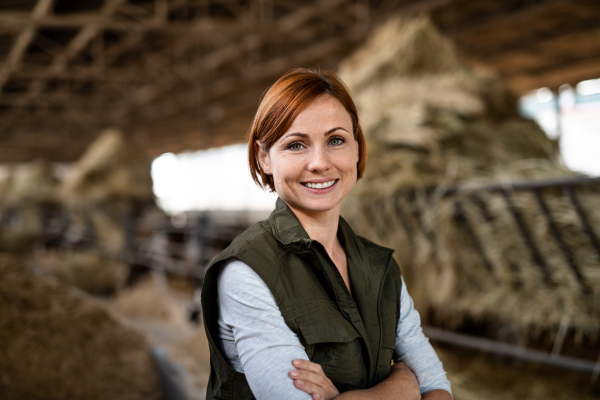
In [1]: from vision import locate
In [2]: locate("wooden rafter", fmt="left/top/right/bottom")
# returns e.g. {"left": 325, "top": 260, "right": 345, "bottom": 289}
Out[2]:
{"left": 1, "top": 0, "right": 600, "bottom": 163}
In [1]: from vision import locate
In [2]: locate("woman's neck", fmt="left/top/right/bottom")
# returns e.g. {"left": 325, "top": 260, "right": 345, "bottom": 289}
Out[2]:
{"left": 287, "top": 202, "right": 341, "bottom": 257}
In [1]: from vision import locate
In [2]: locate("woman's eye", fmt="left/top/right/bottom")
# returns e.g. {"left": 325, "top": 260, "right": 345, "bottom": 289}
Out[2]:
{"left": 329, "top": 137, "right": 345, "bottom": 146}
{"left": 287, "top": 142, "right": 304, "bottom": 151}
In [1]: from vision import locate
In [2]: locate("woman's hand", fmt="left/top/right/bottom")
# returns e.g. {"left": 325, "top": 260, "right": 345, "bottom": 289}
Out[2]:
{"left": 289, "top": 359, "right": 340, "bottom": 400}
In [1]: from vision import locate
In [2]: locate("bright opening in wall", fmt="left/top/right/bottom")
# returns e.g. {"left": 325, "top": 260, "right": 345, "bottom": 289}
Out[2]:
{"left": 519, "top": 79, "right": 600, "bottom": 177}
{"left": 576, "top": 79, "right": 600, "bottom": 96}
{"left": 151, "top": 144, "right": 277, "bottom": 214}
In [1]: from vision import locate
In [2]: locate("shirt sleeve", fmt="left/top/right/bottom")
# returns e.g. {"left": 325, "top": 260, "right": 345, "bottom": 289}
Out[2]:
{"left": 217, "top": 259, "right": 312, "bottom": 400}
{"left": 394, "top": 276, "right": 453, "bottom": 396}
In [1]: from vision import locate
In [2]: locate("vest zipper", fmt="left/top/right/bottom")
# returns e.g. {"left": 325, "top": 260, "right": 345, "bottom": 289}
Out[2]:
{"left": 371, "top": 254, "right": 392, "bottom": 386}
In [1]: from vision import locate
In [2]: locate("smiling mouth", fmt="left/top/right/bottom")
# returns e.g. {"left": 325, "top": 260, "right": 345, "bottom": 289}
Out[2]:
{"left": 301, "top": 179, "right": 338, "bottom": 189}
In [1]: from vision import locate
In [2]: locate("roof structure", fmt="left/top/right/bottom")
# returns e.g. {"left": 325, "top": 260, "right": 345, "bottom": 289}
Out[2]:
{"left": 0, "top": 0, "right": 599, "bottom": 163}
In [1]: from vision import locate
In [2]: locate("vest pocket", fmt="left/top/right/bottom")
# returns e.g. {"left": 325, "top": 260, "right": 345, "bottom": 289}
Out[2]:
{"left": 295, "top": 307, "right": 362, "bottom": 392}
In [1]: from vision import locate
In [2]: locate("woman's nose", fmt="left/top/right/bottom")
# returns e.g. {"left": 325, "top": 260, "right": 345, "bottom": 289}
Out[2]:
{"left": 307, "top": 146, "right": 331, "bottom": 172}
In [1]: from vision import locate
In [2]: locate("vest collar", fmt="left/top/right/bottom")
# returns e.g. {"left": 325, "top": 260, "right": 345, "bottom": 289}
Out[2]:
{"left": 267, "top": 198, "right": 391, "bottom": 268}
{"left": 268, "top": 197, "right": 314, "bottom": 254}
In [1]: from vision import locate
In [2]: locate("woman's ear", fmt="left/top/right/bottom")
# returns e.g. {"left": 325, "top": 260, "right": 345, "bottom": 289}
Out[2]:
{"left": 255, "top": 140, "right": 271, "bottom": 175}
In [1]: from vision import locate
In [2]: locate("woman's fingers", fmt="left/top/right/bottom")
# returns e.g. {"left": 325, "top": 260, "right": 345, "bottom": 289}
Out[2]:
{"left": 289, "top": 369, "right": 326, "bottom": 386}
{"left": 290, "top": 359, "right": 339, "bottom": 399}
{"left": 292, "top": 359, "right": 328, "bottom": 376}
{"left": 293, "top": 377, "right": 327, "bottom": 399}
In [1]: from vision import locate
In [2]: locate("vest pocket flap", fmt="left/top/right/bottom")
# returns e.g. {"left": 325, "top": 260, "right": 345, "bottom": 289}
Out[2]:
{"left": 296, "top": 310, "right": 360, "bottom": 345}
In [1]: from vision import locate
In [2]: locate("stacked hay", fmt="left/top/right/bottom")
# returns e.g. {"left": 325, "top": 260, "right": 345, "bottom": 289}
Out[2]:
{"left": 340, "top": 16, "right": 600, "bottom": 335}
{"left": 62, "top": 128, "right": 154, "bottom": 255}
{"left": 340, "top": 16, "right": 566, "bottom": 194}
{"left": 4, "top": 159, "right": 60, "bottom": 207}
{"left": 37, "top": 252, "right": 125, "bottom": 296}
{"left": 0, "top": 253, "right": 161, "bottom": 400}
{"left": 0, "top": 159, "right": 60, "bottom": 253}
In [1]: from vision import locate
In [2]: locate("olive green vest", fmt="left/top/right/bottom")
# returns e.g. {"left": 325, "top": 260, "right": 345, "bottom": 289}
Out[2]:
{"left": 201, "top": 198, "right": 402, "bottom": 400}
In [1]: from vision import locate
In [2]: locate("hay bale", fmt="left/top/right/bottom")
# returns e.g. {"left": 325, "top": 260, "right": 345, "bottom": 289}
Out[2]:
{"left": 62, "top": 129, "right": 153, "bottom": 207}
{"left": 61, "top": 129, "right": 154, "bottom": 255}
{"left": 339, "top": 16, "right": 566, "bottom": 197}
{"left": 0, "top": 160, "right": 61, "bottom": 253}
{"left": 0, "top": 169, "right": 13, "bottom": 209}
{"left": 350, "top": 190, "right": 600, "bottom": 334}
{"left": 37, "top": 252, "right": 125, "bottom": 296}
{"left": 4, "top": 159, "right": 60, "bottom": 208}
{"left": 0, "top": 253, "right": 161, "bottom": 400}
{"left": 340, "top": 16, "right": 599, "bottom": 334}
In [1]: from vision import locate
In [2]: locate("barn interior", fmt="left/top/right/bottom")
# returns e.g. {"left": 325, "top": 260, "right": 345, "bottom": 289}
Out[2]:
{"left": 1, "top": 1, "right": 599, "bottom": 399}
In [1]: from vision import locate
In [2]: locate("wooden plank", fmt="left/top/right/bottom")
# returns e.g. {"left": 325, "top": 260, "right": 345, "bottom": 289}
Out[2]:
{"left": 0, "top": 0, "right": 55, "bottom": 90}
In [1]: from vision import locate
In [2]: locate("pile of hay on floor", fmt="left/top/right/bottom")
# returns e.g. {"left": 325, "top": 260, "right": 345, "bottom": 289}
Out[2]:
{"left": 110, "top": 277, "right": 210, "bottom": 399}
{"left": 35, "top": 251, "right": 125, "bottom": 296}
{"left": 0, "top": 253, "right": 161, "bottom": 400}
{"left": 340, "top": 16, "right": 599, "bottom": 335}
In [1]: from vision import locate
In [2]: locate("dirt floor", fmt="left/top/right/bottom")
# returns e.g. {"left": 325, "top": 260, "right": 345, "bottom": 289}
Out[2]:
{"left": 109, "top": 274, "right": 210, "bottom": 400}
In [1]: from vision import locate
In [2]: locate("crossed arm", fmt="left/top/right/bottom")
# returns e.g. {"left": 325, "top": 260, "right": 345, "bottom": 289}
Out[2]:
{"left": 217, "top": 260, "right": 452, "bottom": 400}
{"left": 290, "top": 358, "right": 451, "bottom": 400}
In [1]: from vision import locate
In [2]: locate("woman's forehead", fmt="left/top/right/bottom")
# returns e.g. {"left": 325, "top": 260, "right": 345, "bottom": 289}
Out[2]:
{"left": 287, "top": 95, "right": 353, "bottom": 132}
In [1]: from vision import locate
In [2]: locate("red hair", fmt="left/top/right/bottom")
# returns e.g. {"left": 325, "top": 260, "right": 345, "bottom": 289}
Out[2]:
{"left": 248, "top": 68, "right": 367, "bottom": 192}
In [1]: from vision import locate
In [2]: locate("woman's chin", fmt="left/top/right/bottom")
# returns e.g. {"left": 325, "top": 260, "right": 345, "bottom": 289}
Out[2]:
{"left": 285, "top": 197, "right": 342, "bottom": 215}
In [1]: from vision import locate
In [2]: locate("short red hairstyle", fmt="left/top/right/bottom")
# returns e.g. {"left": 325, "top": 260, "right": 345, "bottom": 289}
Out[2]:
{"left": 248, "top": 68, "right": 367, "bottom": 192}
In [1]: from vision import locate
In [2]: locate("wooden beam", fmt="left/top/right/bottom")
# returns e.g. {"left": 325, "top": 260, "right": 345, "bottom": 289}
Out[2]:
{"left": 0, "top": 0, "right": 129, "bottom": 134}
{"left": 121, "top": 32, "right": 356, "bottom": 125}
{"left": 123, "top": 0, "right": 349, "bottom": 104}
{"left": 0, "top": 11, "right": 256, "bottom": 33}
{"left": 0, "top": 0, "right": 55, "bottom": 90}
{"left": 450, "top": 1, "right": 600, "bottom": 53}
{"left": 506, "top": 54, "right": 600, "bottom": 93}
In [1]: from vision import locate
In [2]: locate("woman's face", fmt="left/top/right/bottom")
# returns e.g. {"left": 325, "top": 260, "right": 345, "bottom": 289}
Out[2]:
{"left": 256, "top": 94, "right": 359, "bottom": 216}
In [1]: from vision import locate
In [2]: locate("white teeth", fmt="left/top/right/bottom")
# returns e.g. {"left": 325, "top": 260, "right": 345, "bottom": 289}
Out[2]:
{"left": 305, "top": 180, "right": 336, "bottom": 189}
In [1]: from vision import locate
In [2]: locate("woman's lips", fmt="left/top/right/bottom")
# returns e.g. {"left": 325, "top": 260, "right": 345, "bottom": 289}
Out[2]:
{"left": 301, "top": 179, "right": 339, "bottom": 193}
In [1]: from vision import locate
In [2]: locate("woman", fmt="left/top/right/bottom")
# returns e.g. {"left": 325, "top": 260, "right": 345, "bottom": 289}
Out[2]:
{"left": 201, "top": 69, "right": 452, "bottom": 400}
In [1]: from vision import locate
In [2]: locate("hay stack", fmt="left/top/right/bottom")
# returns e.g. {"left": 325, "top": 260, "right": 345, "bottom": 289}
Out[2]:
{"left": 4, "top": 159, "right": 60, "bottom": 208}
{"left": 0, "top": 168, "right": 14, "bottom": 209}
{"left": 340, "top": 16, "right": 599, "bottom": 335}
{"left": 62, "top": 129, "right": 153, "bottom": 207}
{"left": 0, "top": 160, "right": 60, "bottom": 253}
{"left": 0, "top": 253, "right": 161, "bottom": 400}
{"left": 62, "top": 128, "right": 154, "bottom": 255}
{"left": 340, "top": 16, "right": 567, "bottom": 196}
{"left": 37, "top": 252, "right": 125, "bottom": 296}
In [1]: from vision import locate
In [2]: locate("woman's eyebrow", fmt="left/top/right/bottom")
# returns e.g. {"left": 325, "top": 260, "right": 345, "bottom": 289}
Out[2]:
{"left": 324, "top": 127, "right": 348, "bottom": 136}
{"left": 282, "top": 127, "right": 348, "bottom": 140}
{"left": 282, "top": 132, "right": 309, "bottom": 140}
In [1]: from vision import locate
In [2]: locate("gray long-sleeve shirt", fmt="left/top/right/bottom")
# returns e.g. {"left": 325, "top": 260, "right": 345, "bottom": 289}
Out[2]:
{"left": 217, "top": 259, "right": 452, "bottom": 400}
